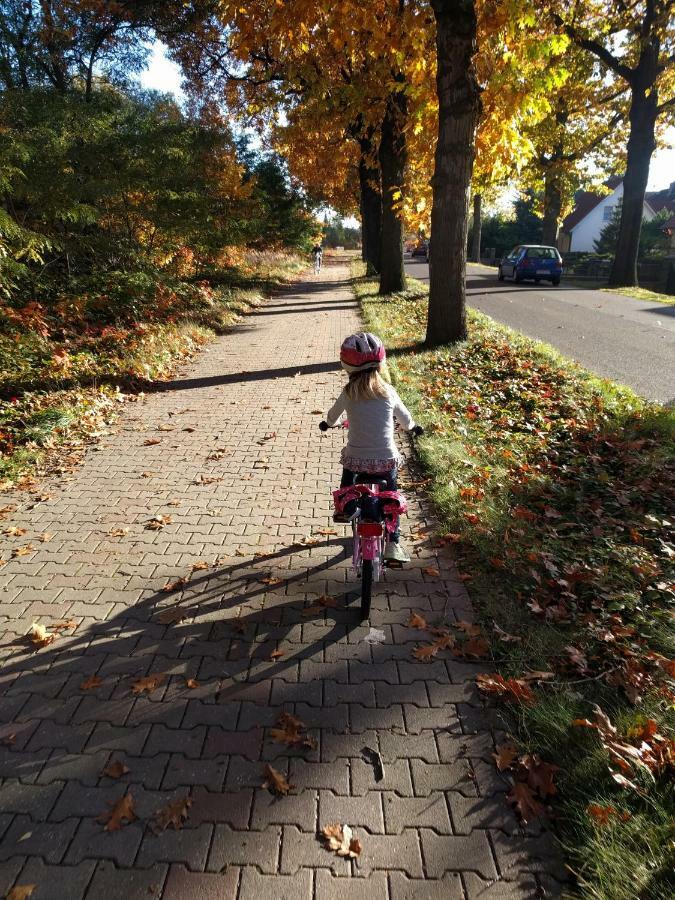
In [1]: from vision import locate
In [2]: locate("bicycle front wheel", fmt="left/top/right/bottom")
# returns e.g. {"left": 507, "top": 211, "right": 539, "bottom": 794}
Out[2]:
{"left": 360, "top": 559, "right": 373, "bottom": 620}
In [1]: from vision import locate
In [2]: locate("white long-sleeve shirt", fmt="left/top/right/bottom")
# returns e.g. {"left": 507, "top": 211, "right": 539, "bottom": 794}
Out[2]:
{"left": 326, "top": 384, "right": 416, "bottom": 463}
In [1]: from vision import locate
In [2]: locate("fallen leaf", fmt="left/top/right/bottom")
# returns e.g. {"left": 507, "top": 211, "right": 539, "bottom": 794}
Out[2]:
{"left": 146, "top": 515, "right": 172, "bottom": 530}
{"left": 459, "top": 636, "right": 490, "bottom": 658}
{"left": 566, "top": 645, "right": 588, "bottom": 672}
{"left": 50, "top": 620, "right": 77, "bottom": 632}
{"left": 143, "top": 438, "right": 162, "bottom": 446}
{"left": 163, "top": 578, "right": 188, "bottom": 593}
{"left": 407, "top": 611, "right": 428, "bottom": 630}
{"left": 7, "top": 886, "right": 37, "bottom": 900}
{"left": 521, "top": 754, "right": 558, "bottom": 798}
{"left": 413, "top": 644, "right": 439, "bottom": 662}
{"left": 321, "top": 823, "right": 362, "bottom": 858}
{"left": 185, "top": 678, "right": 200, "bottom": 689}
{"left": 507, "top": 781, "right": 546, "bottom": 823}
{"left": 191, "top": 561, "right": 210, "bottom": 572}
{"left": 260, "top": 575, "right": 284, "bottom": 586}
{"left": 310, "top": 409, "right": 323, "bottom": 415}
{"left": 433, "top": 633, "right": 456, "bottom": 650}
{"left": 80, "top": 675, "right": 103, "bottom": 691}
{"left": 423, "top": 566, "right": 440, "bottom": 577}
{"left": 131, "top": 674, "right": 164, "bottom": 695}
{"left": 102, "top": 760, "right": 130, "bottom": 779}
{"left": 28, "top": 622, "right": 56, "bottom": 649}
{"left": 587, "top": 803, "right": 616, "bottom": 826}
{"left": 262, "top": 763, "right": 293, "bottom": 795}
{"left": 314, "top": 528, "right": 337, "bottom": 536}
{"left": 476, "top": 673, "right": 536, "bottom": 705}
{"left": 193, "top": 474, "right": 222, "bottom": 485}
{"left": 454, "top": 620, "right": 481, "bottom": 636}
{"left": 302, "top": 595, "right": 338, "bottom": 616}
{"left": 270, "top": 649, "right": 285, "bottom": 660}
{"left": 493, "top": 745, "right": 518, "bottom": 771}
{"left": 13, "top": 544, "right": 37, "bottom": 558}
{"left": 2, "top": 733, "right": 17, "bottom": 747}
{"left": 157, "top": 424, "right": 174, "bottom": 431}
{"left": 157, "top": 607, "right": 189, "bottom": 625}
{"left": 98, "top": 791, "right": 137, "bottom": 831}
{"left": 109, "top": 528, "right": 129, "bottom": 537}
{"left": 3, "top": 526, "right": 26, "bottom": 536}
{"left": 493, "top": 624, "right": 522, "bottom": 643}
{"left": 269, "top": 712, "right": 317, "bottom": 750}
{"left": 39, "top": 532, "right": 54, "bottom": 542}
{"left": 152, "top": 795, "right": 191, "bottom": 831}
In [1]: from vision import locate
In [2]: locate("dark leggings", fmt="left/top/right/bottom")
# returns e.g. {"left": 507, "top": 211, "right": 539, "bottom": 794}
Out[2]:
{"left": 340, "top": 467, "right": 400, "bottom": 542}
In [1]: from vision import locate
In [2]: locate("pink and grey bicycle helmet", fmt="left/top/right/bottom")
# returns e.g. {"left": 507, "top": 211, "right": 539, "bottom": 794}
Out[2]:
{"left": 340, "top": 332, "right": 386, "bottom": 374}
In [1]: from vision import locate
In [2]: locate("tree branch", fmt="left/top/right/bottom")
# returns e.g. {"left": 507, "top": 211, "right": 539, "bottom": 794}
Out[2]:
{"left": 553, "top": 14, "right": 634, "bottom": 82}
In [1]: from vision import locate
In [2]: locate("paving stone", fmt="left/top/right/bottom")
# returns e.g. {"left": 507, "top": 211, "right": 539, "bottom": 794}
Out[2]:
{"left": 289, "top": 758, "right": 350, "bottom": 793}
{"left": 0, "top": 779, "right": 63, "bottom": 819}
{"left": 14, "top": 858, "right": 96, "bottom": 900}
{"left": 135, "top": 822, "right": 213, "bottom": 870}
{"left": 37, "top": 749, "right": 109, "bottom": 786}
{"left": 0, "top": 816, "right": 78, "bottom": 863}
{"left": 411, "top": 759, "right": 477, "bottom": 798}
{"left": 203, "top": 726, "right": 262, "bottom": 760}
{"left": 379, "top": 730, "right": 439, "bottom": 763}
{"left": 190, "top": 786, "right": 254, "bottom": 828}
{"left": 351, "top": 757, "right": 414, "bottom": 797}
{"left": 163, "top": 864, "right": 239, "bottom": 900}
{"left": 239, "top": 867, "right": 313, "bottom": 900}
{"left": 318, "top": 789, "right": 384, "bottom": 834}
{"left": 85, "top": 860, "right": 167, "bottom": 899}
{"left": 208, "top": 824, "right": 280, "bottom": 874}
{"left": 420, "top": 830, "right": 498, "bottom": 880}
{"left": 315, "top": 871, "right": 389, "bottom": 900}
{"left": 250, "top": 786, "right": 316, "bottom": 831}
{"left": 162, "top": 754, "right": 227, "bottom": 791}
{"left": 65, "top": 818, "right": 145, "bottom": 867}
{"left": 463, "top": 872, "right": 541, "bottom": 899}
{"left": 144, "top": 724, "right": 206, "bottom": 758}
{"left": 354, "top": 829, "right": 424, "bottom": 877}
{"left": 0, "top": 859, "right": 26, "bottom": 899}
{"left": 389, "top": 872, "right": 465, "bottom": 899}
{"left": 383, "top": 792, "right": 452, "bottom": 835}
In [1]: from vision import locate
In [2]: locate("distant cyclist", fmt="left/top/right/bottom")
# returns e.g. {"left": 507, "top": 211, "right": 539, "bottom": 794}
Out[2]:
{"left": 312, "top": 242, "right": 323, "bottom": 274}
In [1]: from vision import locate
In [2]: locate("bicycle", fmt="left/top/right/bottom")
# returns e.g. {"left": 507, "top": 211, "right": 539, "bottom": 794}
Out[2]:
{"left": 319, "top": 421, "right": 407, "bottom": 619}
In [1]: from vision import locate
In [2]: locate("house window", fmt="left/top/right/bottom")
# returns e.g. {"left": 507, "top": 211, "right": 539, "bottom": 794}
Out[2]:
{"left": 603, "top": 205, "right": 614, "bottom": 221}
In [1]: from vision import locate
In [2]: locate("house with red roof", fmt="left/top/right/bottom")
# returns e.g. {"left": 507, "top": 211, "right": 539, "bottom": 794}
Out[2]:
{"left": 559, "top": 177, "right": 675, "bottom": 254}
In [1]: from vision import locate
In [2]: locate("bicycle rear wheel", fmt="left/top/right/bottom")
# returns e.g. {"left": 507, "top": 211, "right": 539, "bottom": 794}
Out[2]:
{"left": 360, "top": 559, "right": 373, "bottom": 620}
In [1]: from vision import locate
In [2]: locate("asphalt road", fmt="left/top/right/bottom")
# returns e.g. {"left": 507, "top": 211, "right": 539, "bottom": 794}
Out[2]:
{"left": 404, "top": 257, "right": 675, "bottom": 405}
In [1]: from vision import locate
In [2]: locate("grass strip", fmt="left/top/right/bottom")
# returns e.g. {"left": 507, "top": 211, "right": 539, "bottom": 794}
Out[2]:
{"left": 1, "top": 252, "right": 304, "bottom": 489}
{"left": 353, "top": 263, "right": 674, "bottom": 900}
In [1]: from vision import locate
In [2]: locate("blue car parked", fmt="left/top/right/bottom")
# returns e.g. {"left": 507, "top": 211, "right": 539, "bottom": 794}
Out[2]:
{"left": 498, "top": 245, "right": 562, "bottom": 285}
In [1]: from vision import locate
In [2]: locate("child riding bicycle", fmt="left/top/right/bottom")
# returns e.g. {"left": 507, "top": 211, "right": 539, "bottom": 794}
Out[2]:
{"left": 311, "top": 242, "right": 323, "bottom": 273}
{"left": 320, "top": 332, "right": 422, "bottom": 564}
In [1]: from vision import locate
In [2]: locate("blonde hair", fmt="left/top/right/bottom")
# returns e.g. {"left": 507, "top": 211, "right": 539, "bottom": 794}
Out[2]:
{"left": 345, "top": 365, "right": 390, "bottom": 402}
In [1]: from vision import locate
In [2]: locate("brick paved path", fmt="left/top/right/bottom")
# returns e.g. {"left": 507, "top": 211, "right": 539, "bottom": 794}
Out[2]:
{"left": 0, "top": 259, "right": 565, "bottom": 899}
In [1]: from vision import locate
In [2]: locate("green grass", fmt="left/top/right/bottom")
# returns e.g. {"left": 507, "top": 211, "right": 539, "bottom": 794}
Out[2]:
{"left": 352, "top": 263, "right": 675, "bottom": 900}
{"left": 0, "top": 253, "right": 304, "bottom": 489}
{"left": 600, "top": 286, "right": 675, "bottom": 305}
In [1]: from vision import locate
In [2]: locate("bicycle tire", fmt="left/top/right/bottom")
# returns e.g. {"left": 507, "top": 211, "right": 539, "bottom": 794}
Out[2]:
{"left": 360, "top": 559, "right": 373, "bottom": 620}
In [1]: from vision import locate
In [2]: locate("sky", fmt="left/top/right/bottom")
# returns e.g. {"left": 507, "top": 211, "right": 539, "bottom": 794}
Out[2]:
{"left": 139, "top": 42, "right": 675, "bottom": 194}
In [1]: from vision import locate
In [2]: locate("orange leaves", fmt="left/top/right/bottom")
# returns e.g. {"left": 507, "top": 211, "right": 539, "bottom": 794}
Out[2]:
{"left": 98, "top": 791, "right": 137, "bottom": 831}
{"left": 572, "top": 706, "right": 674, "bottom": 787}
{"left": 302, "top": 595, "right": 337, "bottom": 616}
{"left": 131, "top": 674, "right": 164, "bottom": 695}
{"left": 102, "top": 760, "right": 130, "bottom": 779}
{"left": 151, "top": 795, "right": 192, "bottom": 832}
{"left": 587, "top": 804, "right": 631, "bottom": 826}
{"left": 476, "top": 673, "right": 535, "bottom": 705}
{"left": 7, "top": 887, "right": 37, "bottom": 900}
{"left": 407, "top": 611, "right": 428, "bottom": 630}
{"left": 493, "top": 744, "right": 518, "bottom": 771}
{"left": 422, "top": 566, "right": 440, "bottom": 578}
{"left": 269, "top": 712, "right": 317, "bottom": 751}
{"left": 27, "top": 622, "right": 57, "bottom": 649}
{"left": 506, "top": 781, "right": 545, "bottom": 823}
{"left": 412, "top": 644, "right": 439, "bottom": 662}
{"left": 262, "top": 764, "right": 293, "bottom": 796}
{"left": 145, "top": 515, "right": 172, "bottom": 530}
{"left": 80, "top": 675, "right": 103, "bottom": 691}
{"left": 320, "top": 823, "right": 362, "bottom": 858}
{"left": 496, "top": 748, "right": 558, "bottom": 824}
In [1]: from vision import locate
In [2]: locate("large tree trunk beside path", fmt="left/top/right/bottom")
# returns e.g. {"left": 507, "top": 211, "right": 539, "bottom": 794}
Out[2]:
{"left": 358, "top": 130, "right": 383, "bottom": 276}
{"left": 378, "top": 89, "right": 408, "bottom": 295}
{"left": 426, "top": 0, "right": 481, "bottom": 345}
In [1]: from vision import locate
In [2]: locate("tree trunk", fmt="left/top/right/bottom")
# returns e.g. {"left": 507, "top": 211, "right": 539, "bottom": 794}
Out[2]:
{"left": 426, "top": 0, "right": 481, "bottom": 345}
{"left": 469, "top": 192, "right": 481, "bottom": 262}
{"left": 358, "top": 131, "right": 382, "bottom": 275}
{"left": 608, "top": 82, "right": 657, "bottom": 287}
{"left": 378, "top": 89, "right": 407, "bottom": 295}
{"left": 542, "top": 173, "right": 562, "bottom": 247}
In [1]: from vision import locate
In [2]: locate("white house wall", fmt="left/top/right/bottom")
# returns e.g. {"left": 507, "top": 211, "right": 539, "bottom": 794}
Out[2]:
{"left": 569, "top": 182, "right": 655, "bottom": 252}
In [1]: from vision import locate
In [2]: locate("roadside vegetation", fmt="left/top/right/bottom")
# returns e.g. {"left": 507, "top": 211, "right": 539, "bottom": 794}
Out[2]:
{"left": 354, "top": 264, "right": 675, "bottom": 900}
{"left": 600, "top": 287, "right": 675, "bottom": 306}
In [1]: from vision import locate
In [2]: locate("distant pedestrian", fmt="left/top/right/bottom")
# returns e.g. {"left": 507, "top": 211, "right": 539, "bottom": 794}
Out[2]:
{"left": 312, "top": 243, "right": 323, "bottom": 274}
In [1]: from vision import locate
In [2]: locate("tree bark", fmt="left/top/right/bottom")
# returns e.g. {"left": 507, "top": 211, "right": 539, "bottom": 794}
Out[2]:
{"left": 378, "top": 89, "right": 407, "bottom": 295}
{"left": 542, "top": 173, "right": 562, "bottom": 247}
{"left": 358, "top": 131, "right": 382, "bottom": 275}
{"left": 608, "top": 78, "right": 657, "bottom": 286}
{"left": 426, "top": 0, "right": 481, "bottom": 345}
{"left": 469, "top": 192, "right": 481, "bottom": 262}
